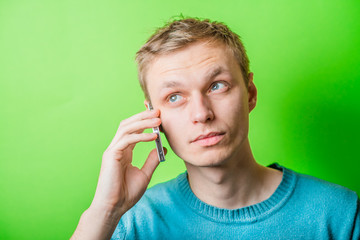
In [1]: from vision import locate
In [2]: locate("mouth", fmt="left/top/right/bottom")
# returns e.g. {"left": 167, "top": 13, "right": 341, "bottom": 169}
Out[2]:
{"left": 191, "top": 132, "right": 225, "bottom": 147}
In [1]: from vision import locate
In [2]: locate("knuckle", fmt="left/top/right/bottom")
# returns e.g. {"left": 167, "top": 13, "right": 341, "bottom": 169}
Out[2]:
{"left": 103, "top": 147, "right": 124, "bottom": 160}
{"left": 119, "top": 119, "right": 126, "bottom": 127}
{"left": 117, "top": 129, "right": 125, "bottom": 138}
{"left": 102, "top": 149, "right": 111, "bottom": 159}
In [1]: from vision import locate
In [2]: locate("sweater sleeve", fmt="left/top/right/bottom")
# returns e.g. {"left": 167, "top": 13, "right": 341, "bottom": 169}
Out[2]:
{"left": 352, "top": 198, "right": 360, "bottom": 240}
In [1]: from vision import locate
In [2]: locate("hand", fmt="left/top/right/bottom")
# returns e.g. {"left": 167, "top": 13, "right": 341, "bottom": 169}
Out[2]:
{"left": 71, "top": 109, "right": 165, "bottom": 240}
{"left": 91, "top": 108, "right": 164, "bottom": 216}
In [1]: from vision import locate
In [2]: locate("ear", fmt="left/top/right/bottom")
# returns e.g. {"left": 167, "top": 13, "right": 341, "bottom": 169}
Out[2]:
{"left": 247, "top": 72, "right": 257, "bottom": 112}
{"left": 144, "top": 99, "right": 150, "bottom": 110}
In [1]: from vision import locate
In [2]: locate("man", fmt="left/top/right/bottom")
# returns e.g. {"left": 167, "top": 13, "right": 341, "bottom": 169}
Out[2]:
{"left": 72, "top": 18, "right": 359, "bottom": 239}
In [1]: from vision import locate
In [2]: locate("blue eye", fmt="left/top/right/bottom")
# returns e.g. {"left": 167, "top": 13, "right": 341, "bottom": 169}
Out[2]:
{"left": 211, "top": 82, "right": 226, "bottom": 91}
{"left": 169, "top": 94, "right": 182, "bottom": 103}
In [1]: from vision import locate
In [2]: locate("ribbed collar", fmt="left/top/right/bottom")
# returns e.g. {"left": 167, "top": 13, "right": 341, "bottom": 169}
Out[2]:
{"left": 176, "top": 163, "right": 296, "bottom": 223}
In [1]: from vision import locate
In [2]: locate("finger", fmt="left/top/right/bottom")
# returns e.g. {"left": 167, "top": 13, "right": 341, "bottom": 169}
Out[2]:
{"left": 109, "top": 110, "right": 160, "bottom": 146}
{"left": 118, "top": 117, "right": 161, "bottom": 140}
{"left": 119, "top": 109, "right": 160, "bottom": 128}
{"left": 112, "top": 132, "right": 158, "bottom": 151}
{"left": 109, "top": 118, "right": 161, "bottom": 148}
{"left": 141, "top": 147, "right": 168, "bottom": 180}
{"left": 140, "top": 149, "right": 159, "bottom": 181}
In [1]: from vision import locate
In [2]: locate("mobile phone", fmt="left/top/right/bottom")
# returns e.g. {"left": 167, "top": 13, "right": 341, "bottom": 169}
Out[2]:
{"left": 147, "top": 102, "right": 166, "bottom": 162}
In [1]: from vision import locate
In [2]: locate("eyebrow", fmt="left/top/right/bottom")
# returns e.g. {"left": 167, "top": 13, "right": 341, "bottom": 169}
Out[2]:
{"left": 160, "top": 66, "right": 229, "bottom": 89}
{"left": 205, "top": 66, "right": 229, "bottom": 80}
{"left": 160, "top": 80, "right": 185, "bottom": 90}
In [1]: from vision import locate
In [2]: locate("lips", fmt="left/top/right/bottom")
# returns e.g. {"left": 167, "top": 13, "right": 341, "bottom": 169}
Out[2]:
{"left": 191, "top": 132, "right": 225, "bottom": 147}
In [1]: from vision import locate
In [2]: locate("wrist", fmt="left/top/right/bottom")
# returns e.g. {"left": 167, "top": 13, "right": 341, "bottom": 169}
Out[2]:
{"left": 71, "top": 204, "right": 123, "bottom": 240}
{"left": 86, "top": 203, "right": 124, "bottom": 225}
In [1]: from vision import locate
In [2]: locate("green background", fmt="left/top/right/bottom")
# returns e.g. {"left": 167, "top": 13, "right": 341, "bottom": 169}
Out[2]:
{"left": 1, "top": 0, "right": 359, "bottom": 239}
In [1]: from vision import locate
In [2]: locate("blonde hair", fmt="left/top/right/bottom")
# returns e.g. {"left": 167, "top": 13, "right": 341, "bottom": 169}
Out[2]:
{"left": 135, "top": 17, "right": 250, "bottom": 99}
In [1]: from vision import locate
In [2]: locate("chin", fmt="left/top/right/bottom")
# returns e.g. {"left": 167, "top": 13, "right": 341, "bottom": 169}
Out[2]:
{"left": 182, "top": 148, "right": 232, "bottom": 167}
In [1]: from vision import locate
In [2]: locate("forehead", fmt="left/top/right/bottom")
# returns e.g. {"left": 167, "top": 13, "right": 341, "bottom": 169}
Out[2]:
{"left": 145, "top": 41, "right": 239, "bottom": 97}
{"left": 148, "top": 41, "right": 233, "bottom": 76}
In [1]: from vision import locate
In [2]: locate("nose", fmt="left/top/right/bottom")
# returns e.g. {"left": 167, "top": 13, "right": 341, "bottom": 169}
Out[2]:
{"left": 189, "top": 94, "right": 214, "bottom": 124}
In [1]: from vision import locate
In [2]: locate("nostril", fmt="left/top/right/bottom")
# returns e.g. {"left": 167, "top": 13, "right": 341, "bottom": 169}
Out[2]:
{"left": 192, "top": 109, "right": 214, "bottom": 123}
{"left": 190, "top": 95, "right": 215, "bottom": 123}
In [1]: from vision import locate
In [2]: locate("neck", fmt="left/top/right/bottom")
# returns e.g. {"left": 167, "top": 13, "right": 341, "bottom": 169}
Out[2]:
{"left": 185, "top": 139, "right": 282, "bottom": 209}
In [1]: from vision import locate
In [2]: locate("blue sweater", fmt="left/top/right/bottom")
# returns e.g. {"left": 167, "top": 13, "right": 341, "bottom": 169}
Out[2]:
{"left": 111, "top": 164, "right": 359, "bottom": 239}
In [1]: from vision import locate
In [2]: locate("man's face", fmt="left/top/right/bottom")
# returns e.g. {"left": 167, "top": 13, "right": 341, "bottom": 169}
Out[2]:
{"left": 145, "top": 41, "right": 257, "bottom": 167}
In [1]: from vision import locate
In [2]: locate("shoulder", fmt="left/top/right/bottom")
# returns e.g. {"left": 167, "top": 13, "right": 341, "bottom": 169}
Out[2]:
{"left": 283, "top": 166, "right": 359, "bottom": 218}
{"left": 276, "top": 165, "right": 360, "bottom": 239}
{"left": 111, "top": 173, "right": 187, "bottom": 239}
{"left": 293, "top": 168, "right": 358, "bottom": 202}
{"left": 123, "top": 172, "right": 186, "bottom": 217}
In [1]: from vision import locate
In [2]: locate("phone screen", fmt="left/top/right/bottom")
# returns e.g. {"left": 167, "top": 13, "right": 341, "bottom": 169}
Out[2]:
{"left": 147, "top": 102, "right": 166, "bottom": 162}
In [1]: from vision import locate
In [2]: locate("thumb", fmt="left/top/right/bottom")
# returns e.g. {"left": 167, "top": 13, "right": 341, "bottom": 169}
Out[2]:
{"left": 141, "top": 147, "right": 167, "bottom": 180}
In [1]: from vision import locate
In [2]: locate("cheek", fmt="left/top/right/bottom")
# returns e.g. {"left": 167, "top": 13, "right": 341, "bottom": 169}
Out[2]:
{"left": 161, "top": 111, "right": 186, "bottom": 145}
{"left": 216, "top": 92, "right": 249, "bottom": 134}
{"left": 217, "top": 90, "right": 246, "bottom": 116}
